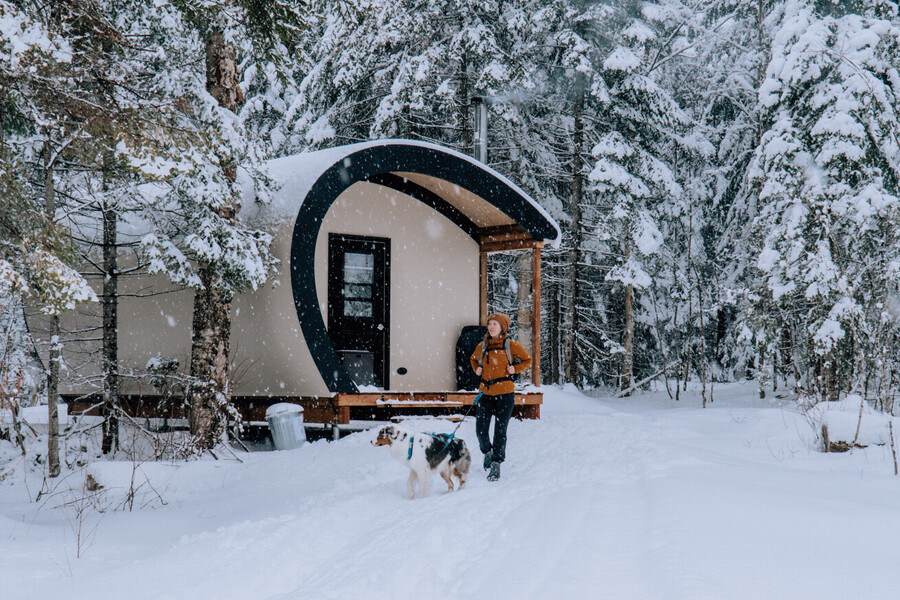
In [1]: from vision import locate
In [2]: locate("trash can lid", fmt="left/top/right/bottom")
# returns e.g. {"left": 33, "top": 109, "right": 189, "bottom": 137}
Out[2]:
{"left": 265, "top": 403, "right": 304, "bottom": 417}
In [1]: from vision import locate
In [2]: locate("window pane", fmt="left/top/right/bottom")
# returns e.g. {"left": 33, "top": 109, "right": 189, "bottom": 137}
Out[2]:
{"left": 343, "top": 284, "right": 372, "bottom": 299}
{"left": 344, "top": 252, "right": 374, "bottom": 284}
{"left": 344, "top": 300, "right": 373, "bottom": 318}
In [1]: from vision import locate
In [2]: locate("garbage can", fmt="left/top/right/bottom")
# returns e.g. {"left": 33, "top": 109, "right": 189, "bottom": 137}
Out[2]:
{"left": 265, "top": 403, "right": 307, "bottom": 450}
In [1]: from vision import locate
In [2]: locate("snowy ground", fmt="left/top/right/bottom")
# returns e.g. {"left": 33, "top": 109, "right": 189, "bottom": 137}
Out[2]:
{"left": 2, "top": 382, "right": 899, "bottom": 600}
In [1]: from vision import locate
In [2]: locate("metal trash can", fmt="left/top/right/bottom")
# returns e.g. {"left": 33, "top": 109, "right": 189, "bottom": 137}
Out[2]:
{"left": 265, "top": 403, "right": 307, "bottom": 450}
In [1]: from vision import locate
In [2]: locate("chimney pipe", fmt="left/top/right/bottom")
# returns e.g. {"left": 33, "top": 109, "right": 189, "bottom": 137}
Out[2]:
{"left": 472, "top": 95, "right": 488, "bottom": 163}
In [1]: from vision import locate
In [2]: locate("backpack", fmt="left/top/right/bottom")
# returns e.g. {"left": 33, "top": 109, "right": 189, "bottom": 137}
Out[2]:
{"left": 478, "top": 335, "right": 519, "bottom": 383}
{"left": 456, "top": 325, "right": 487, "bottom": 390}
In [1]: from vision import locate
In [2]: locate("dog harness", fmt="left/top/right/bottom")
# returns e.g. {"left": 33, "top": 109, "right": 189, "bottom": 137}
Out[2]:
{"left": 406, "top": 392, "right": 483, "bottom": 460}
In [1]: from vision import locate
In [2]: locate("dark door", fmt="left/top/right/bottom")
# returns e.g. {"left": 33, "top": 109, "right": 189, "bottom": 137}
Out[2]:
{"left": 328, "top": 234, "right": 390, "bottom": 388}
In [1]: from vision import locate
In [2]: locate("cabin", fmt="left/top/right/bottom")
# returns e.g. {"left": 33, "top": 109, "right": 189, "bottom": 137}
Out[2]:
{"left": 29, "top": 140, "right": 560, "bottom": 435}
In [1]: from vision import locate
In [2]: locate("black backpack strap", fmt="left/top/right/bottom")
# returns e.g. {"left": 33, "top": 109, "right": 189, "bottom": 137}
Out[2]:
{"left": 480, "top": 336, "right": 515, "bottom": 368}
{"left": 478, "top": 334, "right": 490, "bottom": 367}
{"left": 482, "top": 375, "right": 514, "bottom": 386}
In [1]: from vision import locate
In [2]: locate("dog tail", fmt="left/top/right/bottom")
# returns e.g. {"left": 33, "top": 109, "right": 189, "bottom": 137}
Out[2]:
{"left": 454, "top": 441, "right": 471, "bottom": 474}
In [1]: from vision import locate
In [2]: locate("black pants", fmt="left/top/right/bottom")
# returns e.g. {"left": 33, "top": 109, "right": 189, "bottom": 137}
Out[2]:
{"left": 475, "top": 392, "right": 515, "bottom": 463}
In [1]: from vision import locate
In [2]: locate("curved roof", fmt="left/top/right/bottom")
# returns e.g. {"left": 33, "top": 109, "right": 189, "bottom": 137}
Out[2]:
{"left": 252, "top": 139, "right": 560, "bottom": 242}
{"left": 254, "top": 140, "right": 560, "bottom": 394}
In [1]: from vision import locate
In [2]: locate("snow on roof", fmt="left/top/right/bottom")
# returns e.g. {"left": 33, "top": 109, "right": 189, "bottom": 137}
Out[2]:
{"left": 242, "top": 139, "right": 561, "bottom": 245}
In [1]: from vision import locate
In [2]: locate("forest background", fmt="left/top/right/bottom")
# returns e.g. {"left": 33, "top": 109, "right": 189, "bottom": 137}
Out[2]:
{"left": 2, "top": 0, "right": 900, "bottom": 463}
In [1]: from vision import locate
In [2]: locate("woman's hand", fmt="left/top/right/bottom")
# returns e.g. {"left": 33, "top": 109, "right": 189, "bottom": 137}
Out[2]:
{"left": 507, "top": 365, "right": 515, "bottom": 375}
{"left": 475, "top": 367, "right": 483, "bottom": 376}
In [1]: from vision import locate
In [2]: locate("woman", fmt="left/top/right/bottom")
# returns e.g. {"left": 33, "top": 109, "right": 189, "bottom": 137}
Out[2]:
{"left": 470, "top": 312, "right": 532, "bottom": 481}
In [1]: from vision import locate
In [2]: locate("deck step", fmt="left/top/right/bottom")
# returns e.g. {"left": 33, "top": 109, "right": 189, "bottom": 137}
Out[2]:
{"left": 390, "top": 415, "right": 464, "bottom": 423}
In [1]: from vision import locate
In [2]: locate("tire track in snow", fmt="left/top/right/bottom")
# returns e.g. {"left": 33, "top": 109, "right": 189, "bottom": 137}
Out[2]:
{"left": 491, "top": 410, "right": 730, "bottom": 600}
{"left": 447, "top": 411, "right": 671, "bottom": 598}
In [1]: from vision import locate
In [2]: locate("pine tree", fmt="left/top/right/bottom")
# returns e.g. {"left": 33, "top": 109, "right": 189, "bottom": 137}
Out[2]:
{"left": 145, "top": 0, "right": 309, "bottom": 449}
{"left": 1, "top": 1, "right": 112, "bottom": 474}
{"left": 747, "top": 0, "right": 900, "bottom": 402}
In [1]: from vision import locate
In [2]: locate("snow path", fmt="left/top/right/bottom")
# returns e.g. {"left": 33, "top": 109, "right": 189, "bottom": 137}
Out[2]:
{"left": 2, "top": 384, "right": 899, "bottom": 599}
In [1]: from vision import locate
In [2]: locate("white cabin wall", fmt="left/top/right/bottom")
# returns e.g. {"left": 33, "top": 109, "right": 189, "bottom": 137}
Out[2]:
{"left": 230, "top": 219, "right": 331, "bottom": 398}
{"left": 27, "top": 264, "right": 196, "bottom": 397}
{"left": 31, "top": 180, "right": 481, "bottom": 399}
{"left": 316, "top": 182, "right": 480, "bottom": 391}
{"left": 117, "top": 275, "right": 193, "bottom": 394}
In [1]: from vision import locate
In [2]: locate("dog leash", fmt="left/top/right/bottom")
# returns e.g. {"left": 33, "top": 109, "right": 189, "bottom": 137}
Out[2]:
{"left": 435, "top": 391, "right": 483, "bottom": 455}
{"left": 407, "top": 392, "right": 484, "bottom": 459}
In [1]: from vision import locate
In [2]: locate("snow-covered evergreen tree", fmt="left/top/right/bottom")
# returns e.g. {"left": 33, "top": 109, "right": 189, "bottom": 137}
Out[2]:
{"left": 538, "top": 0, "right": 705, "bottom": 390}
{"left": 746, "top": 0, "right": 900, "bottom": 402}
{"left": 0, "top": 1, "right": 96, "bottom": 316}
{"left": 133, "top": 0, "right": 308, "bottom": 449}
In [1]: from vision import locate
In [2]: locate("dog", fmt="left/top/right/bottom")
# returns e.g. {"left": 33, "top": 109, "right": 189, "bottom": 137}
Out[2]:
{"left": 372, "top": 425, "right": 471, "bottom": 499}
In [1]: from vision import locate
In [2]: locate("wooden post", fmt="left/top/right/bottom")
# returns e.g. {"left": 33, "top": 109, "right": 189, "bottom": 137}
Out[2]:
{"left": 480, "top": 250, "right": 488, "bottom": 325}
{"left": 531, "top": 247, "right": 541, "bottom": 386}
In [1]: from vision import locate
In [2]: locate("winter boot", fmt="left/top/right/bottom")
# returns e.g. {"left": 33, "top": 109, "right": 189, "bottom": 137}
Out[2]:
{"left": 487, "top": 461, "right": 501, "bottom": 482}
{"left": 483, "top": 450, "right": 492, "bottom": 471}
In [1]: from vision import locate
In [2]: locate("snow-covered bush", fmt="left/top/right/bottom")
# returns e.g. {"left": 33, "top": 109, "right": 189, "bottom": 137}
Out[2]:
{"left": 805, "top": 394, "right": 896, "bottom": 452}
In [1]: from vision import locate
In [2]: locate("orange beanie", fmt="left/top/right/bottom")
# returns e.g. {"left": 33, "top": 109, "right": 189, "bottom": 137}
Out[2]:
{"left": 486, "top": 312, "right": 511, "bottom": 334}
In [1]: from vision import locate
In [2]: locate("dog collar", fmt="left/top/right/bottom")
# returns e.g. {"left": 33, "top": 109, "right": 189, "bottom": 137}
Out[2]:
{"left": 408, "top": 435, "right": 414, "bottom": 460}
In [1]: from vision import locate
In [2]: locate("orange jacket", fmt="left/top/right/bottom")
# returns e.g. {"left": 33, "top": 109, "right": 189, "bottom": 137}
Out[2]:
{"left": 469, "top": 335, "right": 532, "bottom": 396}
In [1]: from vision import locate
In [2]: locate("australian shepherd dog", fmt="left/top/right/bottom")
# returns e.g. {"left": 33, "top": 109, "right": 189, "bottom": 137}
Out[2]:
{"left": 372, "top": 425, "right": 471, "bottom": 499}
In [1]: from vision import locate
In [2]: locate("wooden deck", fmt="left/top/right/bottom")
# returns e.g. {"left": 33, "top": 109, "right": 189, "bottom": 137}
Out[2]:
{"left": 332, "top": 391, "right": 541, "bottom": 423}
{"left": 233, "top": 391, "right": 541, "bottom": 425}
{"left": 66, "top": 391, "right": 543, "bottom": 430}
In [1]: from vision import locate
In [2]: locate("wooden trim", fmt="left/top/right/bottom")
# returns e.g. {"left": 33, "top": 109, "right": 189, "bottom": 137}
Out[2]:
{"left": 532, "top": 246, "right": 541, "bottom": 386}
{"left": 66, "top": 392, "right": 543, "bottom": 427}
{"left": 480, "top": 250, "right": 488, "bottom": 325}
{"left": 333, "top": 392, "right": 543, "bottom": 406}
{"left": 481, "top": 239, "right": 544, "bottom": 253}
{"left": 479, "top": 224, "right": 532, "bottom": 243}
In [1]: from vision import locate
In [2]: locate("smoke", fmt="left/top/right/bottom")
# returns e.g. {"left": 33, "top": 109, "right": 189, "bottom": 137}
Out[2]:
{"left": 477, "top": 82, "right": 549, "bottom": 106}
{"left": 887, "top": 291, "right": 900, "bottom": 322}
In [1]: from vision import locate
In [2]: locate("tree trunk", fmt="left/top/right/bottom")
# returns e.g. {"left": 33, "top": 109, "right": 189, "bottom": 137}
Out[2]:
{"left": 562, "top": 73, "right": 586, "bottom": 385}
{"left": 100, "top": 181, "right": 119, "bottom": 454}
{"left": 0, "top": 89, "right": 5, "bottom": 147}
{"left": 517, "top": 247, "right": 532, "bottom": 350}
{"left": 822, "top": 353, "right": 839, "bottom": 402}
{"left": 189, "top": 267, "right": 215, "bottom": 447}
{"left": 189, "top": 267, "right": 233, "bottom": 448}
{"left": 758, "top": 345, "right": 766, "bottom": 399}
{"left": 545, "top": 257, "right": 559, "bottom": 385}
{"left": 188, "top": 24, "right": 242, "bottom": 448}
{"left": 457, "top": 50, "right": 471, "bottom": 152}
{"left": 622, "top": 282, "right": 634, "bottom": 392}
{"left": 44, "top": 136, "right": 61, "bottom": 478}
{"left": 48, "top": 315, "right": 61, "bottom": 477}
{"left": 696, "top": 275, "right": 708, "bottom": 407}
{"left": 205, "top": 26, "right": 244, "bottom": 114}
